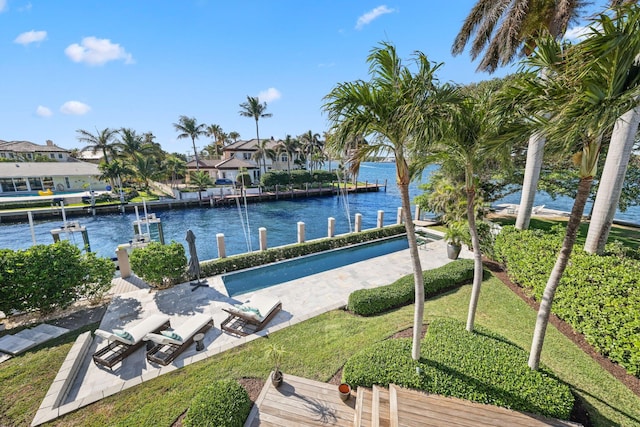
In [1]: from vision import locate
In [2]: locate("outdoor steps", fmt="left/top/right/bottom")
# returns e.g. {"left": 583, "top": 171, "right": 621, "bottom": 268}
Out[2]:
{"left": 354, "top": 384, "right": 582, "bottom": 427}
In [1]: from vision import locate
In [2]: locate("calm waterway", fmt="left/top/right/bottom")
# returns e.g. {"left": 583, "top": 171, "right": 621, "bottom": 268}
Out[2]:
{"left": 0, "top": 162, "right": 638, "bottom": 260}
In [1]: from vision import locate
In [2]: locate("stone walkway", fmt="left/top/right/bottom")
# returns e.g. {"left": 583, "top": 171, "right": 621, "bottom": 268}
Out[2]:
{"left": 0, "top": 323, "right": 69, "bottom": 362}
{"left": 32, "top": 237, "right": 472, "bottom": 425}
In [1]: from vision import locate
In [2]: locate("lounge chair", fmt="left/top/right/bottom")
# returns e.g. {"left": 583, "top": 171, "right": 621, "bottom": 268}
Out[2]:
{"left": 93, "top": 314, "right": 170, "bottom": 369}
{"left": 221, "top": 295, "right": 282, "bottom": 336}
{"left": 145, "top": 313, "right": 214, "bottom": 366}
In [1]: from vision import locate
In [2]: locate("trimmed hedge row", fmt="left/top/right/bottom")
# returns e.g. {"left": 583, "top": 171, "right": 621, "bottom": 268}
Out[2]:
{"left": 183, "top": 379, "right": 251, "bottom": 427}
{"left": 494, "top": 225, "right": 640, "bottom": 377}
{"left": 347, "top": 259, "right": 476, "bottom": 316}
{"left": 342, "top": 318, "right": 574, "bottom": 420}
{"left": 129, "top": 241, "right": 188, "bottom": 289}
{"left": 0, "top": 241, "right": 115, "bottom": 315}
{"left": 200, "top": 225, "right": 406, "bottom": 277}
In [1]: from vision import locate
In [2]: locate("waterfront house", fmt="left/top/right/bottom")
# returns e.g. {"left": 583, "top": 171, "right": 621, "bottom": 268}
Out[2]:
{"left": 0, "top": 161, "right": 106, "bottom": 194}
{"left": 0, "top": 139, "right": 71, "bottom": 162}
{"left": 185, "top": 138, "right": 304, "bottom": 185}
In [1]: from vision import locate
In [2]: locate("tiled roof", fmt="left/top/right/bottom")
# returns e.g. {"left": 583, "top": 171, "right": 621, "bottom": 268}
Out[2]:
{"left": 0, "top": 161, "right": 100, "bottom": 178}
{"left": 215, "top": 158, "right": 258, "bottom": 169}
{"left": 0, "top": 140, "right": 68, "bottom": 153}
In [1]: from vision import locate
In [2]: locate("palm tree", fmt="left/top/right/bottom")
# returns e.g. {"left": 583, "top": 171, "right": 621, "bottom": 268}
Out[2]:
{"left": 502, "top": 14, "right": 640, "bottom": 369}
{"left": 98, "top": 159, "right": 134, "bottom": 196}
{"left": 277, "top": 135, "right": 299, "bottom": 174}
{"left": 299, "top": 130, "right": 322, "bottom": 171}
{"left": 115, "top": 128, "right": 148, "bottom": 161}
{"left": 189, "top": 170, "right": 213, "bottom": 202}
{"left": 228, "top": 131, "right": 241, "bottom": 143}
{"left": 239, "top": 96, "right": 272, "bottom": 174}
{"left": 129, "top": 152, "right": 160, "bottom": 190}
{"left": 453, "top": 1, "right": 600, "bottom": 231}
{"left": 173, "top": 116, "right": 207, "bottom": 171}
{"left": 205, "top": 124, "right": 226, "bottom": 158}
{"left": 252, "top": 139, "right": 276, "bottom": 173}
{"left": 76, "top": 128, "right": 119, "bottom": 164}
{"left": 162, "top": 155, "right": 187, "bottom": 188}
{"left": 324, "top": 42, "right": 456, "bottom": 360}
{"left": 421, "top": 85, "right": 509, "bottom": 332}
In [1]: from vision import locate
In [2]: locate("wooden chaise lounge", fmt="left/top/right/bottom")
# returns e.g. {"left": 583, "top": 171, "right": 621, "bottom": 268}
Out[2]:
{"left": 145, "top": 313, "right": 214, "bottom": 366}
{"left": 221, "top": 295, "right": 282, "bottom": 336}
{"left": 93, "top": 313, "right": 170, "bottom": 369}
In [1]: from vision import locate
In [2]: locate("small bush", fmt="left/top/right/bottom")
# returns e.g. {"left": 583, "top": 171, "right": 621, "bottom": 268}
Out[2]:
{"left": 343, "top": 318, "right": 574, "bottom": 420}
{"left": 201, "top": 225, "right": 406, "bottom": 277}
{"left": 129, "top": 241, "right": 187, "bottom": 289}
{"left": 347, "top": 259, "right": 476, "bottom": 316}
{"left": 183, "top": 379, "right": 251, "bottom": 427}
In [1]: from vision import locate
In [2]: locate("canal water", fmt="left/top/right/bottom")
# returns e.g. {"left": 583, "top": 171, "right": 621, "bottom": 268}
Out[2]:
{"left": 0, "top": 162, "right": 638, "bottom": 260}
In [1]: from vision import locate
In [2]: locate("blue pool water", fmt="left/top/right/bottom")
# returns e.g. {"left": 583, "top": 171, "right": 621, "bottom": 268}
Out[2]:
{"left": 222, "top": 235, "right": 411, "bottom": 297}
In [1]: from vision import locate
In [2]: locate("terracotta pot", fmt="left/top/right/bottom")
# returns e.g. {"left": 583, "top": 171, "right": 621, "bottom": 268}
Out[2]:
{"left": 338, "top": 383, "right": 351, "bottom": 401}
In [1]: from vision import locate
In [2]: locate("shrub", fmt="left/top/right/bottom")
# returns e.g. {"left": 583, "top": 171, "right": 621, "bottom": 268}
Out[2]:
{"left": 347, "top": 259, "right": 476, "bottom": 316}
{"left": 493, "top": 225, "right": 640, "bottom": 377}
{"left": 0, "top": 241, "right": 115, "bottom": 315}
{"left": 200, "top": 225, "right": 406, "bottom": 277}
{"left": 129, "top": 241, "right": 187, "bottom": 289}
{"left": 343, "top": 318, "right": 574, "bottom": 420}
{"left": 183, "top": 379, "right": 251, "bottom": 427}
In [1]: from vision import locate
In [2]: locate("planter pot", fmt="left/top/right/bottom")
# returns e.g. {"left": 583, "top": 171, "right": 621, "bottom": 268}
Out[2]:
{"left": 271, "top": 370, "right": 283, "bottom": 387}
{"left": 338, "top": 383, "right": 351, "bottom": 401}
{"left": 447, "top": 243, "right": 462, "bottom": 260}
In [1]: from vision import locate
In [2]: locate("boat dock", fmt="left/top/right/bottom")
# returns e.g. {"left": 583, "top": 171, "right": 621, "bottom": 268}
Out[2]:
{"left": 0, "top": 182, "right": 386, "bottom": 223}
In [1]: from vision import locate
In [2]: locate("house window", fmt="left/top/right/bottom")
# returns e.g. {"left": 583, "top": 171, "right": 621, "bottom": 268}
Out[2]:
{"left": 64, "top": 177, "right": 71, "bottom": 189}
{"left": 58, "top": 154, "right": 63, "bottom": 159}
{"left": 50, "top": 154, "right": 55, "bottom": 159}
{"left": 281, "top": 154, "right": 288, "bottom": 162}
{"left": 28, "top": 177, "right": 43, "bottom": 191}
{"left": 42, "top": 177, "right": 54, "bottom": 189}
{"left": 13, "top": 178, "right": 27, "bottom": 191}
{"left": 27, "top": 153, "right": 33, "bottom": 159}
{"left": 0, "top": 178, "right": 15, "bottom": 192}
{"left": 244, "top": 153, "right": 251, "bottom": 160}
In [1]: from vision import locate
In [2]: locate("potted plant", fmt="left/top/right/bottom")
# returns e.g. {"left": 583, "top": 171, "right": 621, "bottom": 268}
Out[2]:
{"left": 265, "top": 344, "right": 286, "bottom": 387}
{"left": 444, "top": 221, "right": 466, "bottom": 260}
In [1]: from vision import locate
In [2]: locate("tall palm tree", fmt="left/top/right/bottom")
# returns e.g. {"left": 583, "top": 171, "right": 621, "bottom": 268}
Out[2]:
{"left": 189, "top": 170, "right": 213, "bottom": 203}
{"left": 277, "top": 135, "right": 299, "bottom": 174}
{"left": 115, "top": 128, "right": 149, "bottom": 161}
{"left": 228, "top": 131, "right": 241, "bottom": 143}
{"left": 299, "top": 130, "right": 322, "bottom": 171}
{"left": 252, "top": 139, "right": 276, "bottom": 173}
{"left": 324, "top": 42, "right": 456, "bottom": 360}
{"left": 452, "top": 0, "right": 608, "bottom": 231}
{"left": 239, "top": 96, "right": 272, "bottom": 174}
{"left": 162, "top": 155, "right": 187, "bottom": 189}
{"left": 205, "top": 124, "right": 226, "bottom": 158}
{"left": 76, "top": 128, "right": 119, "bottom": 164}
{"left": 420, "top": 85, "right": 509, "bottom": 332}
{"left": 129, "top": 152, "right": 160, "bottom": 190}
{"left": 173, "top": 116, "right": 207, "bottom": 171}
{"left": 502, "top": 15, "right": 640, "bottom": 369}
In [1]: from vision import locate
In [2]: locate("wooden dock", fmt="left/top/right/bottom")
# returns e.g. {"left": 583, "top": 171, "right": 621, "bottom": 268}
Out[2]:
{"left": 245, "top": 375, "right": 581, "bottom": 427}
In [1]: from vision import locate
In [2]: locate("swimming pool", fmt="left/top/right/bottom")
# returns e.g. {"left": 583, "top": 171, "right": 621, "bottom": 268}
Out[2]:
{"left": 222, "top": 235, "right": 416, "bottom": 296}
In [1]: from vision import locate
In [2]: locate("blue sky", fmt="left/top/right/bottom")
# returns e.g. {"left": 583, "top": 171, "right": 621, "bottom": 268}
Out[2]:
{"left": 1, "top": 1, "right": 608, "bottom": 155}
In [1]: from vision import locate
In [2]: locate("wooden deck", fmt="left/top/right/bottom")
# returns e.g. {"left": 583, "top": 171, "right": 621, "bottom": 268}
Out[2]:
{"left": 245, "top": 375, "right": 581, "bottom": 427}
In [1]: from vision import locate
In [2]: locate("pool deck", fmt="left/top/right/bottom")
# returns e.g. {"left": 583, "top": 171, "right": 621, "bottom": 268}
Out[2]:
{"left": 32, "top": 237, "right": 472, "bottom": 425}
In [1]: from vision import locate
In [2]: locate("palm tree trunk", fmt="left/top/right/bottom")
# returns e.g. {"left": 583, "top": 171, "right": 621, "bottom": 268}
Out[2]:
{"left": 192, "top": 137, "right": 200, "bottom": 172}
{"left": 399, "top": 181, "right": 425, "bottom": 361}
{"left": 516, "top": 131, "right": 546, "bottom": 230}
{"left": 465, "top": 187, "right": 484, "bottom": 332}
{"left": 528, "top": 176, "right": 593, "bottom": 370}
{"left": 584, "top": 106, "right": 640, "bottom": 254}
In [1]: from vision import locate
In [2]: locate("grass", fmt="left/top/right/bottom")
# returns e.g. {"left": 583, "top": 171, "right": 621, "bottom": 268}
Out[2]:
{"left": 491, "top": 216, "right": 640, "bottom": 250}
{"left": 2, "top": 276, "right": 639, "bottom": 426}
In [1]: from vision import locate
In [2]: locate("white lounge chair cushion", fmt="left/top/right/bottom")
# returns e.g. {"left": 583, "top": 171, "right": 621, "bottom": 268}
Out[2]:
{"left": 94, "top": 313, "right": 170, "bottom": 345}
{"left": 228, "top": 295, "right": 280, "bottom": 322}
{"left": 172, "top": 314, "right": 212, "bottom": 341}
{"left": 144, "top": 332, "right": 182, "bottom": 345}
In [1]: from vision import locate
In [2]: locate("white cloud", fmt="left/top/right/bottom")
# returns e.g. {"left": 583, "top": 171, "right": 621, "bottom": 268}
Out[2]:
{"left": 0, "top": 0, "right": 7, "bottom": 13}
{"left": 64, "top": 36, "right": 134, "bottom": 66}
{"left": 60, "top": 101, "right": 91, "bottom": 115}
{"left": 36, "top": 105, "right": 52, "bottom": 117}
{"left": 564, "top": 24, "right": 601, "bottom": 41}
{"left": 14, "top": 30, "right": 47, "bottom": 45}
{"left": 258, "top": 87, "right": 282, "bottom": 103}
{"left": 356, "top": 5, "right": 395, "bottom": 30}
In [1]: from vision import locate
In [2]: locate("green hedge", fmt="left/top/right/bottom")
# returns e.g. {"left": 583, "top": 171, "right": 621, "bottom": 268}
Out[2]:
{"left": 0, "top": 241, "right": 115, "bottom": 315}
{"left": 129, "top": 241, "right": 187, "bottom": 289}
{"left": 200, "top": 225, "right": 406, "bottom": 277}
{"left": 347, "top": 259, "right": 476, "bottom": 316}
{"left": 183, "top": 379, "right": 251, "bottom": 427}
{"left": 342, "top": 318, "right": 574, "bottom": 420}
{"left": 494, "top": 225, "right": 640, "bottom": 377}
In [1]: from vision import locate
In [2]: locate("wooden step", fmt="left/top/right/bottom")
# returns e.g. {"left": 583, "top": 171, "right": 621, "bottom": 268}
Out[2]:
{"left": 372, "top": 385, "right": 391, "bottom": 427}
{"left": 354, "top": 387, "right": 373, "bottom": 427}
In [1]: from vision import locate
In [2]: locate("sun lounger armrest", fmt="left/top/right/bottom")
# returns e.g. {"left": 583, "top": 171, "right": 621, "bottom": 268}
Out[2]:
{"left": 94, "top": 329, "right": 117, "bottom": 341}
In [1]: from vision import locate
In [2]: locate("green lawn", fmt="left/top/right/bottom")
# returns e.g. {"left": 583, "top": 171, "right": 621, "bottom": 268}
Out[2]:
{"left": 491, "top": 216, "right": 640, "bottom": 250}
{"left": 1, "top": 275, "right": 639, "bottom": 426}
